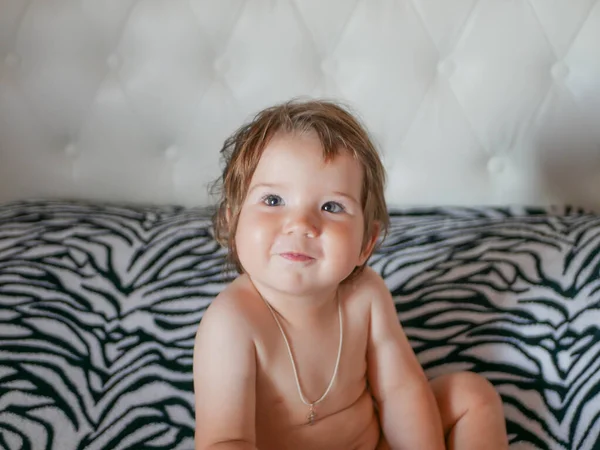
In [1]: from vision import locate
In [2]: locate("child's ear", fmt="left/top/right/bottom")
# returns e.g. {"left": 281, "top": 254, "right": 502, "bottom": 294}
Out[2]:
{"left": 358, "top": 221, "right": 381, "bottom": 266}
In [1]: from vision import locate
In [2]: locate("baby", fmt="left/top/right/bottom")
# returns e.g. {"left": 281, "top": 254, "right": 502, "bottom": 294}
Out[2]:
{"left": 193, "top": 100, "right": 509, "bottom": 450}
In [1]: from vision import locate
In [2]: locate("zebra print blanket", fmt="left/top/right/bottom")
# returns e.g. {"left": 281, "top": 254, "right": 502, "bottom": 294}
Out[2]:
{"left": 0, "top": 200, "right": 599, "bottom": 450}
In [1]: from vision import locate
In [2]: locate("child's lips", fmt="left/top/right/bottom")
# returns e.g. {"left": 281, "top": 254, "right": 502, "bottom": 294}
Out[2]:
{"left": 279, "top": 252, "right": 315, "bottom": 262}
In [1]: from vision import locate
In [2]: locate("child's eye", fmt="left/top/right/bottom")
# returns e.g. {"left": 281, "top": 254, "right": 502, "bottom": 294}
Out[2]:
{"left": 322, "top": 201, "right": 345, "bottom": 213}
{"left": 262, "top": 194, "right": 283, "bottom": 207}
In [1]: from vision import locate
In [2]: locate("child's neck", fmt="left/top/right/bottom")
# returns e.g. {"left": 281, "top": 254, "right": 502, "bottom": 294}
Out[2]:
{"left": 254, "top": 283, "right": 340, "bottom": 330}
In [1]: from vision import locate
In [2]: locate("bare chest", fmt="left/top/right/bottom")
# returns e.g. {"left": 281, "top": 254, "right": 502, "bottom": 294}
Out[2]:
{"left": 253, "top": 303, "right": 378, "bottom": 449}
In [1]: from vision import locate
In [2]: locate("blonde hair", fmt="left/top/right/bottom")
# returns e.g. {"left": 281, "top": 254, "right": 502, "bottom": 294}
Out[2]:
{"left": 211, "top": 99, "right": 389, "bottom": 280}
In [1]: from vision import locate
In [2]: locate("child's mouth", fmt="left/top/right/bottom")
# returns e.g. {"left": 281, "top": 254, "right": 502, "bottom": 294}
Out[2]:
{"left": 279, "top": 252, "right": 314, "bottom": 262}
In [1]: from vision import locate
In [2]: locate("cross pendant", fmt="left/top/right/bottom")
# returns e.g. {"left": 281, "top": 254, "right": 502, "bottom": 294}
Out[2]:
{"left": 307, "top": 405, "right": 316, "bottom": 425}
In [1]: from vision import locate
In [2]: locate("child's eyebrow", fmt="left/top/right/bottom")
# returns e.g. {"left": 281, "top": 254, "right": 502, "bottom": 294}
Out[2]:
{"left": 332, "top": 191, "right": 360, "bottom": 205}
{"left": 248, "top": 183, "right": 280, "bottom": 195}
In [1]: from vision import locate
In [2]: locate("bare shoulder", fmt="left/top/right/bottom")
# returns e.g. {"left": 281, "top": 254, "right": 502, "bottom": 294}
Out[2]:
{"left": 193, "top": 275, "right": 261, "bottom": 448}
{"left": 348, "top": 267, "right": 404, "bottom": 346}
{"left": 361, "top": 267, "right": 428, "bottom": 406}
{"left": 195, "top": 275, "right": 261, "bottom": 340}
{"left": 344, "top": 266, "right": 393, "bottom": 310}
{"left": 193, "top": 276, "right": 264, "bottom": 375}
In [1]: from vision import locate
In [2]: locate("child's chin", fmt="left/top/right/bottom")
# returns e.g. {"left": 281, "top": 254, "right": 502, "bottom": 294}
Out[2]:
{"left": 274, "top": 279, "right": 343, "bottom": 297}
{"left": 249, "top": 269, "right": 345, "bottom": 295}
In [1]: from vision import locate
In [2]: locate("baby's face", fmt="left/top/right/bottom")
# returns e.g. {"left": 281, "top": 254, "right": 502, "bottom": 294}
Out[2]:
{"left": 235, "top": 131, "right": 370, "bottom": 297}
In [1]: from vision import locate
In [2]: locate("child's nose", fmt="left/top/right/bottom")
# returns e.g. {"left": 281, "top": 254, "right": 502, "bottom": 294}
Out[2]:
{"left": 284, "top": 210, "right": 320, "bottom": 238}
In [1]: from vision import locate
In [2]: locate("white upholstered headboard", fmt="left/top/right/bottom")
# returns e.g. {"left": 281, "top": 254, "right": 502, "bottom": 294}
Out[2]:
{"left": 1, "top": 0, "right": 599, "bottom": 209}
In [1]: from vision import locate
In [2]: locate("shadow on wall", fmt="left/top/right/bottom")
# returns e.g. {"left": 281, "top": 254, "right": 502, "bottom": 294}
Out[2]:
{"left": 532, "top": 92, "right": 600, "bottom": 213}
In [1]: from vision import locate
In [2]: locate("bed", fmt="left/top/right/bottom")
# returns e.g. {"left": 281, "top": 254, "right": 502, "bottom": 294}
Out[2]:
{"left": 1, "top": 1, "right": 600, "bottom": 449}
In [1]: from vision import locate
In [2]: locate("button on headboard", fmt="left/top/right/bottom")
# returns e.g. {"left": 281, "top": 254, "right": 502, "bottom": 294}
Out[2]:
{"left": 1, "top": 0, "right": 599, "bottom": 209}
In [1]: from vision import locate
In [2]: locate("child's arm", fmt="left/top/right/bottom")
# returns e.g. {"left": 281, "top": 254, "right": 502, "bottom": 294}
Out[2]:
{"left": 193, "top": 294, "right": 258, "bottom": 450}
{"left": 364, "top": 269, "right": 445, "bottom": 450}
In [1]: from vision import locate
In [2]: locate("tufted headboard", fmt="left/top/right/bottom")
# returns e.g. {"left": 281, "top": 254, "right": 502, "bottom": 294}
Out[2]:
{"left": 1, "top": 0, "right": 599, "bottom": 209}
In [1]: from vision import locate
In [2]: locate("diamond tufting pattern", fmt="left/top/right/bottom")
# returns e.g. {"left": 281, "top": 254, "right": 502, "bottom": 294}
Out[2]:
{"left": 0, "top": 0, "right": 599, "bottom": 208}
